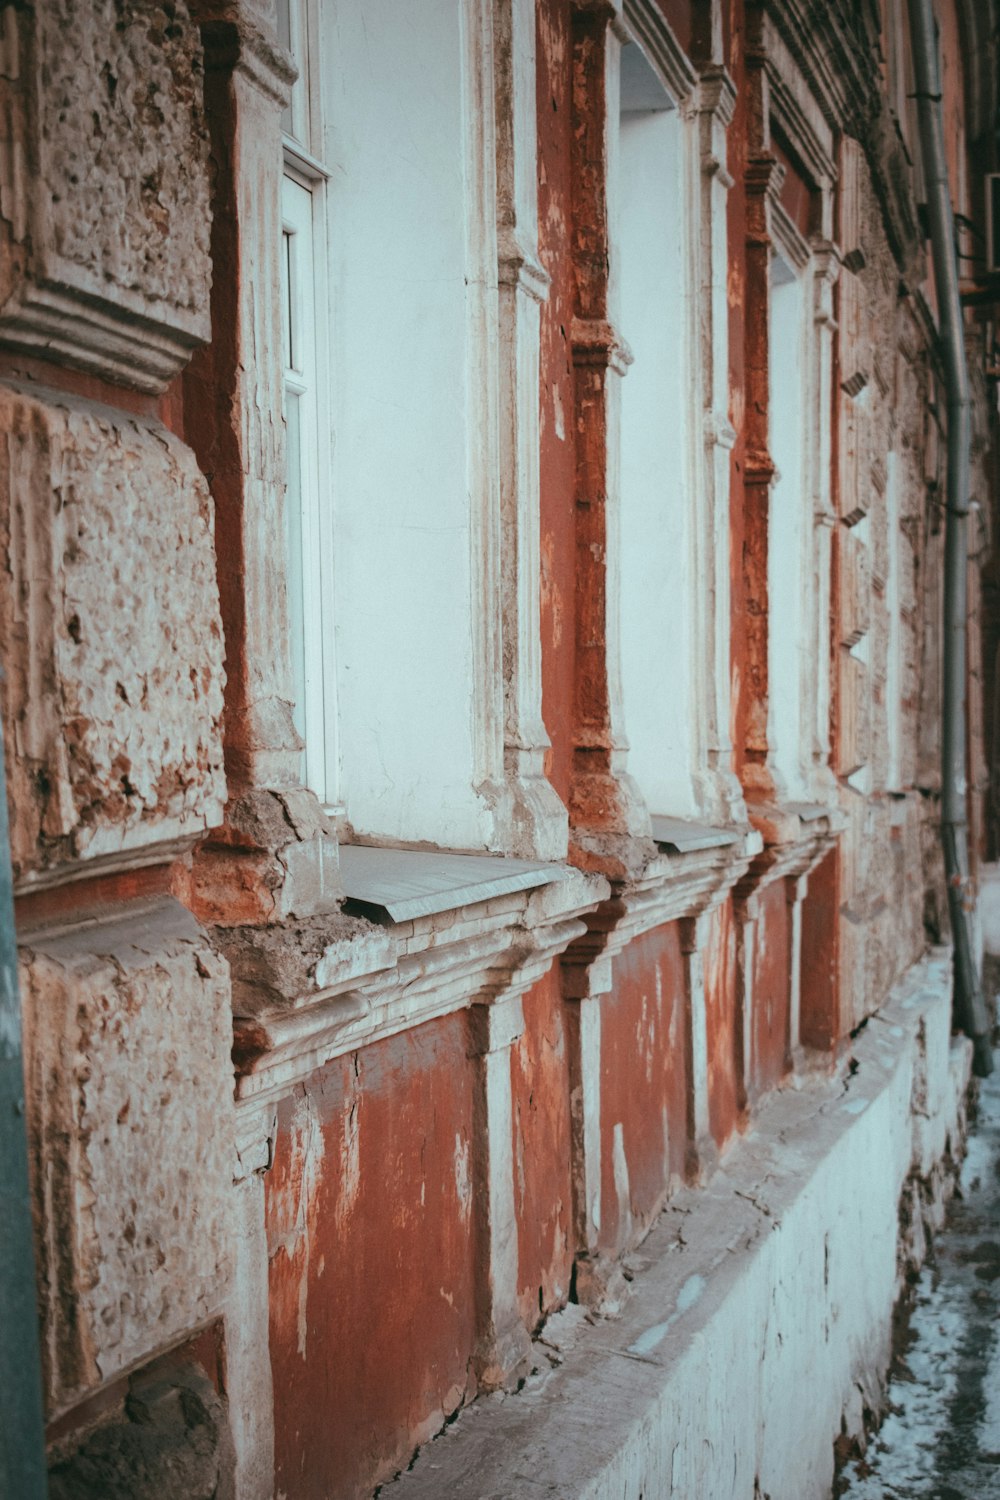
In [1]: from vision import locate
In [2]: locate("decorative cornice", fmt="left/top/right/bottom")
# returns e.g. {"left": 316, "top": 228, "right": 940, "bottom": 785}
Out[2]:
{"left": 763, "top": 0, "right": 880, "bottom": 139}
{"left": 228, "top": 869, "right": 607, "bottom": 1106}
{"left": 747, "top": 155, "right": 786, "bottom": 202}
{"left": 497, "top": 236, "right": 552, "bottom": 304}
{"left": 762, "top": 18, "right": 837, "bottom": 188}
{"left": 571, "top": 317, "right": 634, "bottom": 375}
{"left": 698, "top": 63, "right": 738, "bottom": 129}
{"left": 810, "top": 236, "right": 841, "bottom": 285}
{"left": 745, "top": 450, "right": 778, "bottom": 487}
{"left": 737, "top": 801, "right": 844, "bottom": 904}
{"left": 771, "top": 199, "right": 812, "bottom": 273}
{"left": 199, "top": 13, "right": 297, "bottom": 106}
{"left": 563, "top": 831, "right": 761, "bottom": 1001}
{"left": 622, "top": 0, "right": 699, "bottom": 107}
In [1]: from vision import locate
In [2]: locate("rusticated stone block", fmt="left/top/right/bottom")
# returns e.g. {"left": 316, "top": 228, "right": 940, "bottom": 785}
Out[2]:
{"left": 0, "top": 383, "right": 226, "bottom": 883}
{"left": 48, "top": 1359, "right": 235, "bottom": 1500}
{"left": 0, "top": 0, "right": 211, "bottom": 390}
{"left": 19, "top": 900, "right": 236, "bottom": 1415}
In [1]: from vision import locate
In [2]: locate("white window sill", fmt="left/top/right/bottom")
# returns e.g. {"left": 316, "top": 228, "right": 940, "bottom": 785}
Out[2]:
{"left": 338, "top": 844, "right": 565, "bottom": 923}
{"left": 649, "top": 815, "right": 742, "bottom": 853}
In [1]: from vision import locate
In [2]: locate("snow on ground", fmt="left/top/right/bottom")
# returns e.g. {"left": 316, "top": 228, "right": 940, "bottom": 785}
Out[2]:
{"left": 836, "top": 1057, "right": 1000, "bottom": 1500}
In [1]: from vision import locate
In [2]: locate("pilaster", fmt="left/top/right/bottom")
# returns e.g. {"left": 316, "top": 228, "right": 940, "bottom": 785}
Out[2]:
{"left": 567, "top": 0, "right": 655, "bottom": 878}
{"left": 493, "top": 0, "right": 570, "bottom": 860}
{"left": 467, "top": 885, "right": 598, "bottom": 1387}
{"left": 468, "top": 992, "right": 533, "bottom": 1389}
{"left": 694, "top": 63, "right": 745, "bottom": 825}
{"left": 186, "top": 0, "right": 342, "bottom": 921}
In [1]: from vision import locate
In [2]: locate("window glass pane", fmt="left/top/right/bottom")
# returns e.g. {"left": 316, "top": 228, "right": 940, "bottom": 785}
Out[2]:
{"left": 284, "top": 390, "right": 308, "bottom": 751}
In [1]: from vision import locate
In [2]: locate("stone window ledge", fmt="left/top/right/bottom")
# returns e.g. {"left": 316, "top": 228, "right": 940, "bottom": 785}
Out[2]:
{"left": 338, "top": 843, "right": 566, "bottom": 923}
{"left": 226, "top": 861, "right": 607, "bottom": 1111}
{"left": 650, "top": 814, "right": 744, "bottom": 853}
{"left": 598, "top": 824, "right": 763, "bottom": 956}
{"left": 742, "top": 800, "right": 846, "bottom": 894}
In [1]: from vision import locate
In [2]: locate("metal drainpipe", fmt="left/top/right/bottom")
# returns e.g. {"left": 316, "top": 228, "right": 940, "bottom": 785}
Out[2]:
{"left": 0, "top": 694, "right": 49, "bottom": 1494}
{"left": 908, "top": 0, "right": 993, "bottom": 1076}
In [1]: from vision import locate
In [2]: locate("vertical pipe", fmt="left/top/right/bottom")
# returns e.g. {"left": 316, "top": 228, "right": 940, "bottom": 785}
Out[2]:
{"left": 0, "top": 698, "right": 49, "bottom": 1495}
{"left": 908, "top": 0, "right": 993, "bottom": 1074}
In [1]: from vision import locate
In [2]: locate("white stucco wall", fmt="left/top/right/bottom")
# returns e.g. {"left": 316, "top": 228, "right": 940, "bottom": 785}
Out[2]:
{"left": 324, "top": 0, "right": 497, "bottom": 848}
{"left": 618, "top": 92, "right": 699, "bottom": 819}
{"left": 392, "top": 950, "right": 971, "bottom": 1500}
{"left": 768, "top": 264, "right": 811, "bottom": 801}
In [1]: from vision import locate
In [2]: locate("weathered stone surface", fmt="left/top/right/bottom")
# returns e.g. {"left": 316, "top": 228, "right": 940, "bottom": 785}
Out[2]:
{"left": 0, "top": 383, "right": 226, "bottom": 883}
{"left": 48, "top": 1361, "right": 235, "bottom": 1500}
{"left": 390, "top": 955, "right": 971, "bottom": 1500}
{"left": 0, "top": 0, "right": 212, "bottom": 390}
{"left": 215, "top": 911, "right": 391, "bottom": 1017}
{"left": 20, "top": 900, "right": 235, "bottom": 1414}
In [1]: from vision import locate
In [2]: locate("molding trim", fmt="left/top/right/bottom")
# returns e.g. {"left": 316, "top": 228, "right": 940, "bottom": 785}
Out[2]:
{"left": 764, "top": 0, "right": 879, "bottom": 137}
{"left": 771, "top": 199, "right": 812, "bottom": 274}
{"left": 763, "top": 18, "right": 837, "bottom": 188}
{"left": 0, "top": 283, "right": 205, "bottom": 396}
{"left": 622, "top": 0, "right": 699, "bottom": 106}
{"left": 229, "top": 870, "right": 608, "bottom": 1106}
{"left": 199, "top": 14, "right": 297, "bottom": 105}
{"left": 698, "top": 63, "right": 737, "bottom": 129}
{"left": 571, "top": 316, "right": 634, "bottom": 375}
{"left": 0, "top": 5, "right": 213, "bottom": 393}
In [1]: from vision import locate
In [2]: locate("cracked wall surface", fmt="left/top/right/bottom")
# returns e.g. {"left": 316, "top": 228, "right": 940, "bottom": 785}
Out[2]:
{"left": 19, "top": 899, "right": 235, "bottom": 1414}
{"left": 0, "top": 0, "right": 212, "bottom": 387}
{"left": 0, "top": 383, "right": 226, "bottom": 882}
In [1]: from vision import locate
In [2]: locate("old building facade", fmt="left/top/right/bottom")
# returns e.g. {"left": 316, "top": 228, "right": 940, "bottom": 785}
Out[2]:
{"left": 1, "top": 0, "right": 997, "bottom": 1496}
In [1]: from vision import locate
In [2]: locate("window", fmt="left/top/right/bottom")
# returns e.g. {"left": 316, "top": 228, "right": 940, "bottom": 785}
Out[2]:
{"left": 279, "top": 0, "right": 339, "bottom": 809}
{"left": 768, "top": 247, "right": 811, "bottom": 801}
{"left": 276, "top": 0, "right": 512, "bottom": 852}
{"left": 616, "top": 34, "right": 699, "bottom": 819}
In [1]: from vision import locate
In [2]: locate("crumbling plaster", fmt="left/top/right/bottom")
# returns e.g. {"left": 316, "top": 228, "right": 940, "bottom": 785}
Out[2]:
{"left": 0, "top": 0, "right": 212, "bottom": 390}
{"left": 0, "top": 383, "right": 226, "bottom": 884}
{"left": 19, "top": 899, "right": 236, "bottom": 1416}
{"left": 392, "top": 950, "right": 972, "bottom": 1500}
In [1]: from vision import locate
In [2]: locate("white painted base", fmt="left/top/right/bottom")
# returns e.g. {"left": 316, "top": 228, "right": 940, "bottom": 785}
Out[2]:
{"left": 391, "top": 949, "right": 971, "bottom": 1500}
{"left": 978, "top": 862, "right": 1000, "bottom": 958}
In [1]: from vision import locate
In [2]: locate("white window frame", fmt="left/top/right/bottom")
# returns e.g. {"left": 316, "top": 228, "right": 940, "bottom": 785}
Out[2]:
{"left": 278, "top": 0, "right": 341, "bottom": 813}
{"left": 614, "top": 29, "right": 700, "bottom": 821}
{"left": 768, "top": 209, "right": 814, "bottom": 803}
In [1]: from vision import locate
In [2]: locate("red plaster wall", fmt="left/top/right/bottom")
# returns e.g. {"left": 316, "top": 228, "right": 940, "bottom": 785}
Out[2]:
{"left": 800, "top": 846, "right": 841, "bottom": 1051}
{"left": 598, "top": 924, "right": 688, "bottom": 1258}
{"left": 749, "top": 879, "right": 792, "bottom": 1098}
{"left": 704, "top": 897, "right": 740, "bottom": 1148}
{"left": 938, "top": 0, "right": 967, "bottom": 218}
{"left": 511, "top": 967, "right": 574, "bottom": 1329}
{"left": 772, "top": 136, "right": 815, "bottom": 239}
{"left": 537, "top": 0, "right": 577, "bottom": 809}
{"left": 266, "top": 1016, "right": 477, "bottom": 1500}
{"left": 726, "top": 0, "right": 750, "bottom": 781}
{"left": 652, "top": 0, "right": 693, "bottom": 56}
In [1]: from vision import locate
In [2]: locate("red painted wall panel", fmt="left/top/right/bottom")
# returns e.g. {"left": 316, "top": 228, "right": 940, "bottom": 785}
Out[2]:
{"left": 726, "top": 0, "right": 751, "bottom": 781}
{"left": 266, "top": 1016, "right": 477, "bottom": 1500}
{"left": 598, "top": 924, "right": 688, "bottom": 1258}
{"left": 750, "top": 879, "right": 792, "bottom": 1098}
{"left": 652, "top": 0, "right": 693, "bottom": 55}
{"left": 704, "top": 897, "right": 740, "bottom": 1149}
{"left": 772, "top": 135, "right": 815, "bottom": 239}
{"left": 511, "top": 968, "right": 574, "bottom": 1329}
{"left": 537, "top": 0, "right": 578, "bottom": 810}
{"left": 800, "top": 846, "right": 841, "bottom": 1050}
